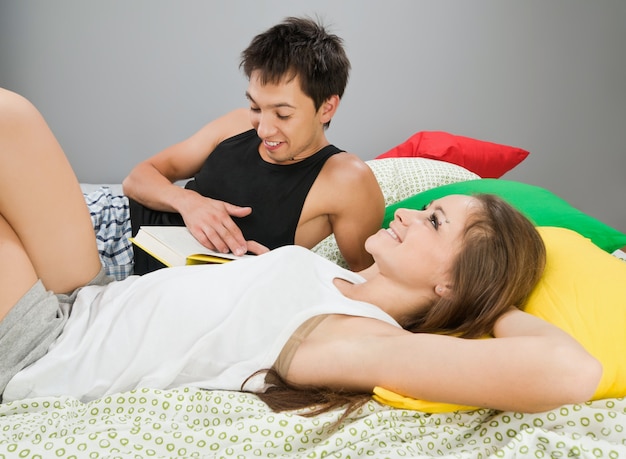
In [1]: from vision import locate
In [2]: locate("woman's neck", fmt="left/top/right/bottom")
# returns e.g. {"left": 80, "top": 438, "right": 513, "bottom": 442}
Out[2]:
{"left": 356, "top": 263, "right": 379, "bottom": 281}
{"left": 333, "top": 274, "right": 429, "bottom": 326}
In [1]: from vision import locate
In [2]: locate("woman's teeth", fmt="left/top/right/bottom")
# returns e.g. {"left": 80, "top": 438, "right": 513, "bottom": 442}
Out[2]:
{"left": 386, "top": 228, "right": 399, "bottom": 241}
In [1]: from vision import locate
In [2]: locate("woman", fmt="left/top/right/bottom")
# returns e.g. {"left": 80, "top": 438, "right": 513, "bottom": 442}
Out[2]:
{"left": 0, "top": 88, "right": 601, "bottom": 412}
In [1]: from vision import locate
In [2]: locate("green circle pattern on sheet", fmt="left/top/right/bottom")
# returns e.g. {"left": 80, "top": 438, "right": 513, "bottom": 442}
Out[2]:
{"left": 0, "top": 388, "right": 624, "bottom": 458}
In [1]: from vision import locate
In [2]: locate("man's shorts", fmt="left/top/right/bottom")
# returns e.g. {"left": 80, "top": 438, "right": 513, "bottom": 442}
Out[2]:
{"left": 85, "top": 187, "right": 133, "bottom": 280}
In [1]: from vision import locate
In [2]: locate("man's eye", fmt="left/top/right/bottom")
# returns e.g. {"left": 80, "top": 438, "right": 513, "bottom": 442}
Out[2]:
{"left": 277, "top": 114, "right": 291, "bottom": 120}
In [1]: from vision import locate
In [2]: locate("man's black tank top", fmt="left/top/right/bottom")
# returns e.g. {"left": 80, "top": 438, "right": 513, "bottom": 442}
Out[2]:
{"left": 129, "top": 129, "right": 342, "bottom": 274}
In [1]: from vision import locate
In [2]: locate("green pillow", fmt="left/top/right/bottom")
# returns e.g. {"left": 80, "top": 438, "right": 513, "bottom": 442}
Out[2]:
{"left": 383, "top": 179, "right": 626, "bottom": 253}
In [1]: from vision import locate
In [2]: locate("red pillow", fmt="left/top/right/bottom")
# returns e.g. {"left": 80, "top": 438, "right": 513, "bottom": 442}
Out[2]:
{"left": 375, "top": 131, "right": 529, "bottom": 178}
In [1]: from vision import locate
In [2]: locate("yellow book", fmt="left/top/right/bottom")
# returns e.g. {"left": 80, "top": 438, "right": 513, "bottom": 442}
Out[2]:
{"left": 130, "top": 226, "right": 253, "bottom": 267}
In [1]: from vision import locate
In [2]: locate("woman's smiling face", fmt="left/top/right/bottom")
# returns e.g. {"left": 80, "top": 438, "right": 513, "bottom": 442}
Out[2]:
{"left": 366, "top": 195, "right": 481, "bottom": 292}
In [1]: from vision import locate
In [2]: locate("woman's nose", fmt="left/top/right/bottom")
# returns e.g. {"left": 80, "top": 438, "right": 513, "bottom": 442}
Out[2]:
{"left": 394, "top": 208, "right": 419, "bottom": 224}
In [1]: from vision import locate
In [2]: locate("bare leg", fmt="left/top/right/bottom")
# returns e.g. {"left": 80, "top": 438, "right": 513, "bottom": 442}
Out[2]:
{"left": 0, "top": 88, "right": 101, "bottom": 320}
{"left": 0, "top": 215, "right": 38, "bottom": 321}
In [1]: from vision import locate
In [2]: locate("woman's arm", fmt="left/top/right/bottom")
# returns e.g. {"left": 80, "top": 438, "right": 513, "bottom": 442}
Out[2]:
{"left": 290, "top": 310, "right": 602, "bottom": 413}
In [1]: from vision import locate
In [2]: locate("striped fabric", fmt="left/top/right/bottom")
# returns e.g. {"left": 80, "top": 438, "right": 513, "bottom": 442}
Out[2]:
{"left": 84, "top": 187, "right": 133, "bottom": 280}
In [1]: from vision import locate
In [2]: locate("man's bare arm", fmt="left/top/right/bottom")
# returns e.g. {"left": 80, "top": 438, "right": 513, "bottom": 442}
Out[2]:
{"left": 316, "top": 154, "right": 384, "bottom": 271}
{"left": 122, "top": 109, "right": 266, "bottom": 255}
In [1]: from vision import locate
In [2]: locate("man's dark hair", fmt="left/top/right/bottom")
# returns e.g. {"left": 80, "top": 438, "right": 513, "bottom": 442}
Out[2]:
{"left": 240, "top": 16, "right": 351, "bottom": 115}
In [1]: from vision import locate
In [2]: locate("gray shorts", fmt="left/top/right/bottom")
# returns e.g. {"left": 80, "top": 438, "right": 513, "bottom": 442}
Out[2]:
{"left": 0, "top": 268, "right": 112, "bottom": 400}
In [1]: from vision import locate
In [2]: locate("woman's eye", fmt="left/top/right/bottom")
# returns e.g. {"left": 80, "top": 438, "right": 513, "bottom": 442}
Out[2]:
{"left": 277, "top": 114, "right": 291, "bottom": 120}
{"left": 429, "top": 213, "right": 440, "bottom": 230}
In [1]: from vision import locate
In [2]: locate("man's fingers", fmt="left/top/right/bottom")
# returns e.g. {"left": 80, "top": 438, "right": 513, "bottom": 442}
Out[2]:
{"left": 199, "top": 223, "right": 246, "bottom": 256}
{"left": 225, "top": 204, "right": 252, "bottom": 218}
{"left": 194, "top": 224, "right": 266, "bottom": 257}
{"left": 193, "top": 225, "right": 228, "bottom": 254}
{"left": 246, "top": 240, "right": 270, "bottom": 255}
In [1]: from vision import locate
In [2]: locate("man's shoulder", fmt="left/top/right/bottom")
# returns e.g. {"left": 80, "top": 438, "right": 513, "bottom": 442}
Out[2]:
{"left": 319, "top": 151, "right": 375, "bottom": 183}
{"left": 202, "top": 108, "right": 254, "bottom": 147}
{"left": 310, "top": 151, "right": 383, "bottom": 212}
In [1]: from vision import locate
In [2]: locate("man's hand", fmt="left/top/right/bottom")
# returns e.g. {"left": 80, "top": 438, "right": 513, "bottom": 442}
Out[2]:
{"left": 180, "top": 193, "right": 269, "bottom": 256}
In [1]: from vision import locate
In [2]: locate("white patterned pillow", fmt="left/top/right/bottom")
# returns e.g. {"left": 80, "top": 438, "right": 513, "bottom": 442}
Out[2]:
{"left": 312, "top": 158, "right": 480, "bottom": 267}
{"left": 366, "top": 157, "right": 479, "bottom": 207}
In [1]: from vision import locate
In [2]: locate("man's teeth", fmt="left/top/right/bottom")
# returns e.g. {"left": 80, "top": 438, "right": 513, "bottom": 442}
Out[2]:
{"left": 386, "top": 228, "right": 399, "bottom": 241}
{"left": 266, "top": 141, "right": 280, "bottom": 146}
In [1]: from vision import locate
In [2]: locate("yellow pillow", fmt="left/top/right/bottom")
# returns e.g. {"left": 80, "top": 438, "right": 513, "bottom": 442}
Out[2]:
{"left": 524, "top": 226, "right": 626, "bottom": 400}
{"left": 372, "top": 387, "right": 478, "bottom": 413}
{"left": 373, "top": 226, "right": 626, "bottom": 412}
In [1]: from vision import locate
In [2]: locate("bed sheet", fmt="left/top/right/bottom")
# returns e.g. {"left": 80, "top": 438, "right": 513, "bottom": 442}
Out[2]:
{"left": 9, "top": 176, "right": 613, "bottom": 457}
{"left": 1, "top": 388, "right": 624, "bottom": 458}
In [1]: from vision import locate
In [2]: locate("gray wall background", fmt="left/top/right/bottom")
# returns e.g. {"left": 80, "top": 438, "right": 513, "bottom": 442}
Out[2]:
{"left": 1, "top": 1, "right": 625, "bottom": 233}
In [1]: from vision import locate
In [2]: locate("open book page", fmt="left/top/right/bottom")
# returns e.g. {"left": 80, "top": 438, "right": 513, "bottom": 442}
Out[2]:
{"left": 131, "top": 226, "right": 253, "bottom": 267}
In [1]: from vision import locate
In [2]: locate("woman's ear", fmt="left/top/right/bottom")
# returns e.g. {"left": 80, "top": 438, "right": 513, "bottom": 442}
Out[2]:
{"left": 319, "top": 95, "right": 339, "bottom": 124}
{"left": 434, "top": 284, "right": 452, "bottom": 298}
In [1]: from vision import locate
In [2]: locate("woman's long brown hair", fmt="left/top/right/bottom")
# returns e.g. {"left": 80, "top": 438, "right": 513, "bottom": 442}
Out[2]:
{"left": 402, "top": 193, "right": 546, "bottom": 338}
{"left": 249, "top": 194, "right": 546, "bottom": 421}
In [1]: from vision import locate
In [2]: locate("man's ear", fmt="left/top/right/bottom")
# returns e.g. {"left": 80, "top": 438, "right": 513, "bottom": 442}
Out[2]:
{"left": 319, "top": 95, "right": 340, "bottom": 124}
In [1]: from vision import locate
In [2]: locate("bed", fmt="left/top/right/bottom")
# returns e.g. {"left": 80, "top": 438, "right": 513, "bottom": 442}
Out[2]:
{"left": 2, "top": 133, "right": 626, "bottom": 458}
{"left": 1, "top": 388, "right": 625, "bottom": 457}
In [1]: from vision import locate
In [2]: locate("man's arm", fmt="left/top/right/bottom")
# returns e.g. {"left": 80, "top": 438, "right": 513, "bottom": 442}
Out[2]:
{"left": 122, "top": 109, "right": 267, "bottom": 256}
{"left": 313, "top": 154, "right": 384, "bottom": 271}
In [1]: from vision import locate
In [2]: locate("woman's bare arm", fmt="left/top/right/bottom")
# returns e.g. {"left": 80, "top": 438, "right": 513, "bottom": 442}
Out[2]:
{"left": 289, "top": 310, "right": 602, "bottom": 413}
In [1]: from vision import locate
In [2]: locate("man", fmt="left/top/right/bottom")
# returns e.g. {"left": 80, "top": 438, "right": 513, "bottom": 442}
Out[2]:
{"left": 116, "top": 17, "right": 383, "bottom": 275}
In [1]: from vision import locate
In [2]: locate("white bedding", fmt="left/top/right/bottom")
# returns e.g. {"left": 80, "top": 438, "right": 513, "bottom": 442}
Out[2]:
{"left": 1, "top": 388, "right": 625, "bottom": 457}
{"left": 6, "top": 162, "right": 614, "bottom": 457}
{"left": 80, "top": 183, "right": 123, "bottom": 194}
